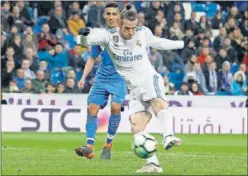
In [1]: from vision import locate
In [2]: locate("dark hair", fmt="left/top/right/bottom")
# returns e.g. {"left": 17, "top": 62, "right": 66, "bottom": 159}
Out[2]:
{"left": 121, "top": 4, "right": 137, "bottom": 21}
{"left": 104, "top": 2, "right": 119, "bottom": 9}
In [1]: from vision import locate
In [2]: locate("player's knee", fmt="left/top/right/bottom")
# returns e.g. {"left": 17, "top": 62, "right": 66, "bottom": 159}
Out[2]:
{"left": 151, "top": 98, "right": 169, "bottom": 116}
{"left": 111, "top": 103, "right": 121, "bottom": 114}
{"left": 129, "top": 114, "right": 148, "bottom": 134}
{"left": 87, "top": 104, "right": 100, "bottom": 116}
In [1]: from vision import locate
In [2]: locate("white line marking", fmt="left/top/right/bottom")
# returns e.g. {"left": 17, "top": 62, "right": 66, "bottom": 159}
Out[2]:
{"left": 2, "top": 147, "right": 247, "bottom": 159}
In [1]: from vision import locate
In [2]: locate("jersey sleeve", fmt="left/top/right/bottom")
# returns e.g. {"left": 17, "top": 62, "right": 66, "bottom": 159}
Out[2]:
{"left": 90, "top": 45, "right": 102, "bottom": 59}
{"left": 76, "top": 28, "right": 110, "bottom": 47}
{"left": 144, "top": 26, "right": 184, "bottom": 50}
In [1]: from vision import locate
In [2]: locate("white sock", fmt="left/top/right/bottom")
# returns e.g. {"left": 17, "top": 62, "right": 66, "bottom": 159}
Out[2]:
{"left": 146, "top": 154, "right": 160, "bottom": 166}
{"left": 157, "top": 109, "right": 174, "bottom": 138}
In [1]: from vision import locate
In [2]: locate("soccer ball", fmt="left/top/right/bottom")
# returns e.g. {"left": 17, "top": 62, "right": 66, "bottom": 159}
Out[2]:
{"left": 132, "top": 133, "right": 157, "bottom": 159}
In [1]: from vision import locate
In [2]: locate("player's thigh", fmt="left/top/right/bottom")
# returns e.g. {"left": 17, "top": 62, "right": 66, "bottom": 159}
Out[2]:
{"left": 142, "top": 73, "right": 167, "bottom": 102}
{"left": 108, "top": 79, "right": 126, "bottom": 108}
{"left": 87, "top": 81, "right": 109, "bottom": 108}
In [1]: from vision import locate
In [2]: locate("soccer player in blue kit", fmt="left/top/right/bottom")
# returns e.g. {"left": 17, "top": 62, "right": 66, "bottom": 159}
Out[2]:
{"left": 75, "top": 2, "right": 125, "bottom": 159}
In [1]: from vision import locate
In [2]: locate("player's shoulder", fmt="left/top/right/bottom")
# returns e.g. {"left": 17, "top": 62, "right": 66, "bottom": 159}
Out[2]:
{"left": 107, "top": 28, "right": 118, "bottom": 34}
{"left": 136, "top": 26, "right": 150, "bottom": 33}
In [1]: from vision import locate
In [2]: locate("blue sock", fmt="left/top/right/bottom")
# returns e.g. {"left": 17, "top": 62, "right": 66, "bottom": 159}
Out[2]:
{"left": 106, "top": 114, "right": 121, "bottom": 144}
{"left": 86, "top": 115, "right": 98, "bottom": 145}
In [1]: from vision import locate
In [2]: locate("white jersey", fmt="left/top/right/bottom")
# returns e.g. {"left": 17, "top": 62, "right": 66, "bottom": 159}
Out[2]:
{"left": 77, "top": 26, "right": 184, "bottom": 87}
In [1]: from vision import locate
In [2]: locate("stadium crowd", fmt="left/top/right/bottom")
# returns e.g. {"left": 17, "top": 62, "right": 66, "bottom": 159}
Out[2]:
{"left": 1, "top": 1, "right": 248, "bottom": 96}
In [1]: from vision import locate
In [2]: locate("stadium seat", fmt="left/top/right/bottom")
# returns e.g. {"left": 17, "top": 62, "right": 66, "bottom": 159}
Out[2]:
{"left": 231, "top": 64, "right": 239, "bottom": 74}
{"left": 27, "top": 7, "right": 35, "bottom": 20}
{"left": 76, "top": 71, "right": 83, "bottom": 82}
{"left": 206, "top": 3, "right": 220, "bottom": 18}
{"left": 37, "top": 51, "right": 47, "bottom": 61}
{"left": 191, "top": 3, "right": 206, "bottom": 12}
{"left": 182, "top": 2, "right": 192, "bottom": 20}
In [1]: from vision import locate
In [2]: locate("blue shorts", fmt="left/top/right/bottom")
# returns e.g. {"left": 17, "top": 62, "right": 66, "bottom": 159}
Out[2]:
{"left": 88, "top": 78, "right": 126, "bottom": 108}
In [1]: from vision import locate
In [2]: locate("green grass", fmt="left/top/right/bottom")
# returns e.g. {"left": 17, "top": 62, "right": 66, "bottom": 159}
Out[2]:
{"left": 1, "top": 133, "right": 247, "bottom": 175}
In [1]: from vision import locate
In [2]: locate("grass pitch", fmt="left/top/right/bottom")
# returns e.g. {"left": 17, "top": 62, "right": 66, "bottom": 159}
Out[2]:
{"left": 1, "top": 133, "right": 247, "bottom": 175}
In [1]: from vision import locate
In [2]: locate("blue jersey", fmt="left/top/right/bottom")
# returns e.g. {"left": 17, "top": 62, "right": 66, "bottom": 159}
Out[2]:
{"left": 91, "top": 45, "right": 122, "bottom": 81}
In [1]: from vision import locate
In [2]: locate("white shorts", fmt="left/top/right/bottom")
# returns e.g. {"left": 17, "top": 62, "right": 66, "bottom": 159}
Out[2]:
{"left": 128, "top": 72, "right": 167, "bottom": 116}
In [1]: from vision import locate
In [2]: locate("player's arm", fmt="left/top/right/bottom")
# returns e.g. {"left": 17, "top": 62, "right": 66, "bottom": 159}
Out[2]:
{"left": 78, "top": 46, "right": 101, "bottom": 89}
{"left": 76, "top": 28, "right": 110, "bottom": 47}
{"left": 144, "top": 27, "right": 184, "bottom": 50}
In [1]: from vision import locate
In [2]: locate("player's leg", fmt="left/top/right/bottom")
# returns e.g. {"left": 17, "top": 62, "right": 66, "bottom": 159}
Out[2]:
{"left": 151, "top": 74, "right": 181, "bottom": 150}
{"left": 130, "top": 111, "right": 163, "bottom": 173}
{"left": 100, "top": 80, "right": 125, "bottom": 159}
{"left": 100, "top": 102, "right": 121, "bottom": 159}
{"left": 75, "top": 83, "right": 108, "bottom": 159}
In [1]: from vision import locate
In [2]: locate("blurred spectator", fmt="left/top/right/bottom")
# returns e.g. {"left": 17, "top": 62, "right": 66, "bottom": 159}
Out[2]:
{"left": 46, "top": 83, "right": 55, "bottom": 94}
{"left": 169, "top": 22, "right": 184, "bottom": 39}
{"left": 31, "top": 70, "right": 48, "bottom": 93}
{"left": 230, "top": 28, "right": 245, "bottom": 62}
{"left": 1, "top": 31, "right": 8, "bottom": 56}
{"left": 39, "top": 61, "right": 51, "bottom": 81}
{"left": 69, "top": 45, "right": 86, "bottom": 71}
{"left": 48, "top": 6, "right": 67, "bottom": 34}
{"left": 231, "top": 71, "right": 247, "bottom": 95}
{"left": 174, "top": 82, "right": 193, "bottom": 95}
{"left": 82, "top": 1, "right": 95, "bottom": 23}
{"left": 81, "top": 77, "right": 94, "bottom": 93}
{"left": 196, "top": 37, "right": 215, "bottom": 57}
{"left": 160, "top": 50, "right": 184, "bottom": 72}
{"left": 163, "top": 75, "right": 175, "bottom": 95}
{"left": 67, "top": 1, "right": 84, "bottom": 19}
{"left": 143, "top": 1, "right": 162, "bottom": 31}
{"left": 181, "top": 39, "right": 196, "bottom": 64}
{"left": 63, "top": 77, "right": 79, "bottom": 93}
{"left": 219, "top": 61, "right": 233, "bottom": 93}
{"left": 166, "top": 2, "right": 185, "bottom": 27}
{"left": 184, "top": 12, "right": 199, "bottom": 34}
{"left": 39, "top": 43, "right": 68, "bottom": 69}
{"left": 190, "top": 82, "right": 204, "bottom": 95}
{"left": 137, "top": 12, "right": 145, "bottom": 26}
{"left": 223, "top": 37, "right": 237, "bottom": 63}
{"left": 38, "top": 24, "right": 56, "bottom": 51}
{"left": 13, "top": 68, "right": 25, "bottom": 89}
{"left": 55, "top": 29, "right": 68, "bottom": 49}
{"left": 1, "top": 60, "right": 15, "bottom": 88}
{"left": 211, "top": 11, "right": 225, "bottom": 29}
{"left": 56, "top": 83, "right": 65, "bottom": 93}
{"left": 16, "top": 0, "right": 33, "bottom": 23}
{"left": 213, "top": 27, "right": 227, "bottom": 52}
{"left": 87, "top": 1, "right": 104, "bottom": 27}
{"left": 67, "top": 69, "right": 76, "bottom": 80}
{"left": 23, "top": 33, "right": 38, "bottom": 53}
{"left": 149, "top": 48, "right": 166, "bottom": 74}
{"left": 24, "top": 48, "right": 39, "bottom": 72}
{"left": 12, "top": 35, "right": 24, "bottom": 61}
{"left": 1, "top": 1, "right": 11, "bottom": 32}
{"left": 168, "top": 13, "right": 183, "bottom": 31}
{"left": 239, "top": 63, "right": 248, "bottom": 84}
{"left": 203, "top": 61, "right": 220, "bottom": 95}
{"left": 2, "top": 80, "right": 20, "bottom": 93}
{"left": 197, "top": 16, "right": 212, "bottom": 37}
{"left": 1, "top": 47, "right": 16, "bottom": 70}
{"left": 240, "top": 11, "right": 248, "bottom": 36}
{"left": 225, "top": 17, "right": 236, "bottom": 34}
{"left": 197, "top": 47, "right": 210, "bottom": 64}
{"left": 226, "top": 6, "right": 241, "bottom": 26}
{"left": 21, "top": 59, "right": 36, "bottom": 80}
{"left": 22, "top": 79, "right": 35, "bottom": 93}
{"left": 215, "top": 48, "right": 232, "bottom": 71}
{"left": 67, "top": 11, "right": 85, "bottom": 36}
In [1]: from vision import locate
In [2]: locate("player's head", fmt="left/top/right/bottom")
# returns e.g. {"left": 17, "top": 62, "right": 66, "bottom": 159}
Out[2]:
{"left": 103, "top": 2, "right": 120, "bottom": 28}
{"left": 120, "top": 4, "right": 137, "bottom": 40}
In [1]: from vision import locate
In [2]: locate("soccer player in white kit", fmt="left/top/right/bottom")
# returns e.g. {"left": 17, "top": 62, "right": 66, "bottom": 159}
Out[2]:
{"left": 77, "top": 4, "right": 184, "bottom": 173}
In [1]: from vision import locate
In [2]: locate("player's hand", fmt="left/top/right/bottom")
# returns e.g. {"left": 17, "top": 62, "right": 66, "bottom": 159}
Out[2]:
{"left": 78, "top": 28, "right": 90, "bottom": 36}
{"left": 78, "top": 78, "right": 85, "bottom": 89}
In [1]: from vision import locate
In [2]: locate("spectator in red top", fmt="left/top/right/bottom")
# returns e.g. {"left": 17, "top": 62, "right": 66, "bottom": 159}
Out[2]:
{"left": 197, "top": 47, "right": 210, "bottom": 64}
{"left": 38, "top": 24, "right": 56, "bottom": 51}
{"left": 190, "top": 82, "right": 204, "bottom": 95}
